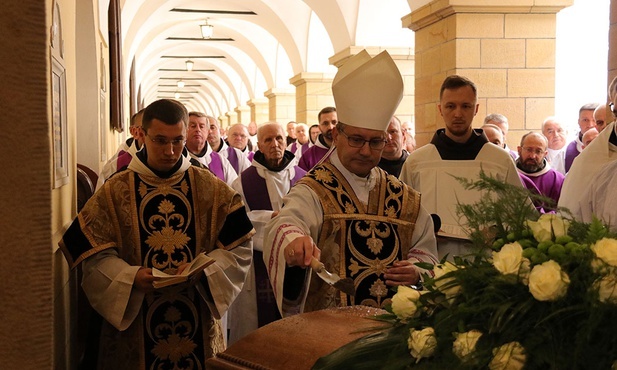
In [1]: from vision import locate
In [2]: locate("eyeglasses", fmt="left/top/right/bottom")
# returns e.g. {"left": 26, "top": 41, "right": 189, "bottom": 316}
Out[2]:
{"left": 609, "top": 103, "right": 617, "bottom": 118}
{"left": 522, "top": 147, "right": 545, "bottom": 156}
{"left": 339, "top": 129, "right": 386, "bottom": 150}
{"left": 146, "top": 134, "right": 186, "bottom": 147}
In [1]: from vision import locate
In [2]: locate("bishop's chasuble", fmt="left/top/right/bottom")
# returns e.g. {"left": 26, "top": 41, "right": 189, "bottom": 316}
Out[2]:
{"left": 265, "top": 152, "right": 438, "bottom": 316}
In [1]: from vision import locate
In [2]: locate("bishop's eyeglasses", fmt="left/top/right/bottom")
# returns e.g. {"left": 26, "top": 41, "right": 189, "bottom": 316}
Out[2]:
{"left": 339, "top": 129, "right": 387, "bottom": 150}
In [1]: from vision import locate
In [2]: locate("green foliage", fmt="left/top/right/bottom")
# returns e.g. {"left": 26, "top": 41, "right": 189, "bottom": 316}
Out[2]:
{"left": 313, "top": 173, "right": 617, "bottom": 370}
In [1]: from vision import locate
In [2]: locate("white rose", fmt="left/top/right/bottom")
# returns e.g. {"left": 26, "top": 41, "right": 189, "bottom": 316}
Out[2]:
{"left": 526, "top": 214, "right": 569, "bottom": 242}
{"left": 528, "top": 260, "right": 570, "bottom": 301}
{"left": 452, "top": 330, "right": 483, "bottom": 361}
{"left": 594, "top": 274, "right": 617, "bottom": 304}
{"left": 433, "top": 262, "right": 462, "bottom": 300}
{"left": 489, "top": 341, "right": 526, "bottom": 370}
{"left": 408, "top": 327, "right": 437, "bottom": 362}
{"left": 592, "top": 238, "right": 617, "bottom": 269}
{"left": 391, "top": 285, "right": 421, "bottom": 319}
{"left": 492, "top": 242, "right": 530, "bottom": 284}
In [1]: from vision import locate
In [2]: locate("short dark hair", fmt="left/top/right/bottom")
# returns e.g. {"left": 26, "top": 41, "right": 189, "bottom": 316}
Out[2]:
{"left": 579, "top": 103, "right": 599, "bottom": 114}
{"left": 439, "top": 75, "right": 477, "bottom": 100}
{"left": 318, "top": 106, "right": 336, "bottom": 122}
{"left": 130, "top": 109, "right": 145, "bottom": 127}
{"left": 142, "top": 99, "right": 188, "bottom": 132}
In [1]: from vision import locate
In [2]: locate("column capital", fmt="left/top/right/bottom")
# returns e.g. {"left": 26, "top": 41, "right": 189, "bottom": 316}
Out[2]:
{"left": 289, "top": 72, "right": 335, "bottom": 87}
{"left": 403, "top": 0, "right": 573, "bottom": 31}
{"left": 329, "top": 47, "right": 414, "bottom": 68}
{"left": 264, "top": 88, "right": 295, "bottom": 99}
{"left": 247, "top": 98, "right": 268, "bottom": 108}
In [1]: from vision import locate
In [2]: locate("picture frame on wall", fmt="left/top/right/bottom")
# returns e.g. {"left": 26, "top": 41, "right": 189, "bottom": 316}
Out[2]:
{"left": 52, "top": 56, "right": 69, "bottom": 188}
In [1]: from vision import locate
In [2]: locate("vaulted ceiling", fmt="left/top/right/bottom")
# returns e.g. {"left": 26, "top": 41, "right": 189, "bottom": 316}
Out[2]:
{"left": 121, "top": 0, "right": 415, "bottom": 116}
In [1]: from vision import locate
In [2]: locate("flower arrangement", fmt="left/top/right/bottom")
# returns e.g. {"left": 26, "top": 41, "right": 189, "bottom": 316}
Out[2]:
{"left": 313, "top": 173, "right": 617, "bottom": 370}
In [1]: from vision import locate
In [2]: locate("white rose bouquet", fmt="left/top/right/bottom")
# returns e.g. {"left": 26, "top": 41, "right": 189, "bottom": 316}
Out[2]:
{"left": 313, "top": 172, "right": 617, "bottom": 370}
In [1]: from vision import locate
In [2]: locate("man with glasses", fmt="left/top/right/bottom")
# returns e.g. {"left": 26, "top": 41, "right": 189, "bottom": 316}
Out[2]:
{"left": 400, "top": 75, "right": 522, "bottom": 260}
{"left": 516, "top": 132, "right": 564, "bottom": 209}
{"left": 559, "top": 78, "right": 617, "bottom": 219}
{"left": 264, "top": 50, "right": 438, "bottom": 316}
{"left": 59, "top": 99, "right": 255, "bottom": 369}
{"left": 208, "top": 117, "right": 251, "bottom": 175}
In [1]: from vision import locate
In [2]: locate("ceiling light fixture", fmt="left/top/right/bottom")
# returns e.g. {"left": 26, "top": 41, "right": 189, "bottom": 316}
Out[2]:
{"left": 185, "top": 60, "right": 194, "bottom": 71}
{"left": 177, "top": 80, "right": 185, "bottom": 88}
{"left": 200, "top": 18, "right": 214, "bottom": 39}
{"left": 174, "top": 91, "right": 180, "bottom": 100}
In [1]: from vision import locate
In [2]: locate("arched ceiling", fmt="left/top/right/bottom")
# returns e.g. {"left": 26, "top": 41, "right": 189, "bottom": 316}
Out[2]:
{"left": 121, "top": 0, "right": 414, "bottom": 116}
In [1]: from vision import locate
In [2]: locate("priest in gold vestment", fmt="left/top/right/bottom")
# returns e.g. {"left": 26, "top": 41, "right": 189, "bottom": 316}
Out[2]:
{"left": 264, "top": 51, "right": 438, "bottom": 317}
{"left": 60, "top": 99, "right": 254, "bottom": 369}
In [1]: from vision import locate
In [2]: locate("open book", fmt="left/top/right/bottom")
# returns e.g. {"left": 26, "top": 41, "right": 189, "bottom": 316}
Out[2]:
{"left": 152, "top": 253, "right": 215, "bottom": 289}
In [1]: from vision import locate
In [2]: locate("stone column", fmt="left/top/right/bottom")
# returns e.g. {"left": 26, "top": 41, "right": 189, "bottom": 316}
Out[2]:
{"left": 403, "top": 0, "right": 572, "bottom": 147}
{"left": 609, "top": 0, "right": 617, "bottom": 84}
{"left": 289, "top": 72, "right": 335, "bottom": 124}
{"left": 225, "top": 110, "right": 238, "bottom": 128}
{"left": 234, "top": 105, "right": 250, "bottom": 125}
{"left": 330, "top": 47, "right": 415, "bottom": 124}
{"left": 247, "top": 98, "right": 269, "bottom": 125}
{"left": 264, "top": 88, "right": 296, "bottom": 124}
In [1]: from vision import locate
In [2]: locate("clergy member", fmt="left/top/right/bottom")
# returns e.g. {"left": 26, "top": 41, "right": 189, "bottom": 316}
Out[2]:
{"left": 186, "top": 111, "right": 239, "bottom": 186}
{"left": 228, "top": 122, "right": 306, "bottom": 344}
{"left": 59, "top": 99, "right": 254, "bottom": 369}
{"left": 264, "top": 50, "right": 438, "bottom": 316}
{"left": 516, "top": 132, "right": 565, "bottom": 210}
{"left": 208, "top": 117, "right": 251, "bottom": 175}
{"left": 399, "top": 75, "right": 524, "bottom": 260}
{"left": 298, "top": 106, "right": 338, "bottom": 171}
{"left": 96, "top": 109, "right": 144, "bottom": 189}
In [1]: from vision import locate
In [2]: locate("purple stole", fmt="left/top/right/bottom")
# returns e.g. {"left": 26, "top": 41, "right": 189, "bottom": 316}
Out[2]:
{"left": 301, "top": 142, "right": 310, "bottom": 155}
{"left": 208, "top": 152, "right": 225, "bottom": 181}
{"left": 240, "top": 164, "right": 306, "bottom": 326}
{"left": 564, "top": 140, "right": 579, "bottom": 173}
{"left": 290, "top": 142, "right": 298, "bottom": 154}
{"left": 226, "top": 147, "right": 240, "bottom": 174}
{"left": 247, "top": 151, "right": 254, "bottom": 162}
{"left": 116, "top": 150, "right": 132, "bottom": 171}
{"left": 240, "top": 166, "right": 306, "bottom": 210}
{"left": 298, "top": 145, "right": 330, "bottom": 171}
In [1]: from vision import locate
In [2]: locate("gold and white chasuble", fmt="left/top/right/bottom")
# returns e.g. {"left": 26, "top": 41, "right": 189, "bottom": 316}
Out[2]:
{"left": 60, "top": 160, "right": 254, "bottom": 370}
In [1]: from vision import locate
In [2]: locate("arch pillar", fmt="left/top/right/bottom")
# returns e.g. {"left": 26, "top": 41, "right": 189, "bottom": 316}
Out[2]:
{"left": 403, "top": 0, "right": 573, "bottom": 147}
{"left": 247, "top": 98, "right": 269, "bottom": 125}
{"left": 289, "top": 72, "right": 334, "bottom": 124}
{"left": 265, "top": 88, "right": 296, "bottom": 124}
{"left": 234, "top": 105, "right": 250, "bottom": 125}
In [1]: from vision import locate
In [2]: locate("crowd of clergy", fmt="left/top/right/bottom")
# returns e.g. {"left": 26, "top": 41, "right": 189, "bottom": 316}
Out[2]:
{"left": 60, "top": 50, "right": 617, "bottom": 368}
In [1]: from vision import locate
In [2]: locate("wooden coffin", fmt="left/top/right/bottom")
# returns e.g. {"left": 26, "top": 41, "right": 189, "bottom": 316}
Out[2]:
{"left": 206, "top": 306, "right": 386, "bottom": 370}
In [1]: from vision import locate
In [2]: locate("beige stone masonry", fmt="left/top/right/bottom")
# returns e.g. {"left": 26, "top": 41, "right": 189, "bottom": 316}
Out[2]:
{"left": 247, "top": 98, "right": 269, "bottom": 125}
{"left": 289, "top": 72, "right": 334, "bottom": 124}
{"left": 404, "top": 0, "right": 572, "bottom": 148}
{"left": 265, "top": 88, "right": 296, "bottom": 124}
{"left": 234, "top": 105, "right": 250, "bottom": 125}
{"left": 225, "top": 110, "right": 238, "bottom": 128}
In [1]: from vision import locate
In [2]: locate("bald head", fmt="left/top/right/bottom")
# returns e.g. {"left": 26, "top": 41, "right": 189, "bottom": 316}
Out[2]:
{"left": 257, "top": 122, "right": 287, "bottom": 168}
{"left": 482, "top": 124, "right": 505, "bottom": 148}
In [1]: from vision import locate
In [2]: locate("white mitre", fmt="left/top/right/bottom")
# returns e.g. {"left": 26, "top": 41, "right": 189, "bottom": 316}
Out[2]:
{"left": 332, "top": 50, "right": 404, "bottom": 132}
